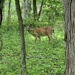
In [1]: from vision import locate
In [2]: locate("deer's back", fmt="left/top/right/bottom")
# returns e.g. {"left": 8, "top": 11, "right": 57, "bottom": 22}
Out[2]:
{"left": 33, "top": 26, "right": 53, "bottom": 36}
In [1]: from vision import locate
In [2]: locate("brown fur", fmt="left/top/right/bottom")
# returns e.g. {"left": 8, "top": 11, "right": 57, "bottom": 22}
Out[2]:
{"left": 26, "top": 26, "right": 54, "bottom": 42}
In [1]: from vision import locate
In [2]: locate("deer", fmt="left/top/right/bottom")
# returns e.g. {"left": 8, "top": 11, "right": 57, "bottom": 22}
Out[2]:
{"left": 26, "top": 25, "right": 54, "bottom": 42}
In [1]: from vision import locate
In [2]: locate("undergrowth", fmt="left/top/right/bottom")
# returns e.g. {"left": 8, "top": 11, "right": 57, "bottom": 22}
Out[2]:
{"left": 0, "top": 24, "right": 65, "bottom": 75}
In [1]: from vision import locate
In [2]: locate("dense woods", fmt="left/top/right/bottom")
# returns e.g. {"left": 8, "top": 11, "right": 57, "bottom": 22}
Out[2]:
{"left": 1, "top": 0, "right": 64, "bottom": 75}
{"left": 1, "top": 0, "right": 75, "bottom": 75}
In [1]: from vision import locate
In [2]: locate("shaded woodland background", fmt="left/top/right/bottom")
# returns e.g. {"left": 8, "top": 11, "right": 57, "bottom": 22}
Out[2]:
{"left": 0, "top": 0, "right": 65, "bottom": 75}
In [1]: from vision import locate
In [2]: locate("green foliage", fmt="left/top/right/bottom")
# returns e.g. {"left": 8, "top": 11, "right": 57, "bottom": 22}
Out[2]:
{"left": 3, "top": 0, "right": 63, "bottom": 27}
{"left": 0, "top": 0, "right": 65, "bottom": 75}
{"left": 40, "top": 0, "right": 63, "bottom": 24}
{"left": 0, "top": 22, "right": 65, "bottom": 75}
{"left": 0, "top": 24, "right": 21, "bottom": 75}
{"left": 24, "top": 18, "right": 49, "bottom": 27}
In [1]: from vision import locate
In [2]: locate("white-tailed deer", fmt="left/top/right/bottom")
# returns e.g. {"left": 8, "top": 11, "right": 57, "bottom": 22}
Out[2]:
{"left": 26, "top": 26, "right": 54, "bottom": 42}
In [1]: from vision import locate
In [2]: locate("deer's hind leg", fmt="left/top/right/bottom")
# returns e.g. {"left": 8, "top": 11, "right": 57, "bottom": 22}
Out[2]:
{"left": 35, "top": 36, "right": 38, "bottom": 42}
{"left": 38, "top": 36, "right": 41, "bottom": 41}
{"left": 47, "top": 34, "right": 51, "bottom": 41}
{"left": 48, "top": 34, "right": 54, "bottom": 41}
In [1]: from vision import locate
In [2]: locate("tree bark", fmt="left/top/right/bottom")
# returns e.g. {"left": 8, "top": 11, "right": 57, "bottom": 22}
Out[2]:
{"left": 33, "top": 0, "right": 37, "bottom": 20}
{"left": 0, "top": 0, "right": 5, "bottom": 60}
{"left": 0, "top": 0, "right": 5, "bottom": 27}
{"left": 63, "top": 0, "right": 75, "bottom": 75}
{"left": 37, "top": 0, "right": 44, "bottom": 20}
{"left": 7, "top": 0, "right": 11, "bottom": 25}
{"left": 22, "top": 0, "right": 31, "bottom": 20}
{"left": 0, "top": 8, "right": 2, "bottom": 27}
{"left": 23, "top": 0, "right": 28, "bottom": 19}
{"left": 28, "top": 0, "right": 31, "bottom": 15}
{"left": 15, "top": 0, "right": 26, "bottom": 75}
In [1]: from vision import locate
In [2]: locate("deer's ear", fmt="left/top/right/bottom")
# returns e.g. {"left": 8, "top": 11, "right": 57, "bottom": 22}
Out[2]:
{"left": 26, "top": 26, "right": 30, "bottom": 30}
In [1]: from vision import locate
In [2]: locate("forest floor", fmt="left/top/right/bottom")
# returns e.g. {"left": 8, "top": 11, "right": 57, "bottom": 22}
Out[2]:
{"left": 0, "top": 24, "right": 65, "bottom": 75}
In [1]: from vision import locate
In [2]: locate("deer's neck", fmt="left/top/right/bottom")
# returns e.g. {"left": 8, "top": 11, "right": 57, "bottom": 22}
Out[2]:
{"left": 28, "top": 29, "right": 34, "bottom": 34}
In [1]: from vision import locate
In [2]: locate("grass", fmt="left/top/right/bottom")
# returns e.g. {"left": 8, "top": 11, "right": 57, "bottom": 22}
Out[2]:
{"left": 0, "top": 24, "right": 65, "bottom": 75}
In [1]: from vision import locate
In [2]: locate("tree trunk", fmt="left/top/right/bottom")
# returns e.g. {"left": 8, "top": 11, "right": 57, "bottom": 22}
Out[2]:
{"left": 33, "top": 0, "right": 37, "bottom": 20}
{"left": 63, "top": 0, "right": 75, "bottom": 75}
{"left": 0, "top": 0, "right": 5, "bottom": 27}
{"left": 28, "top": 0, "right": 31, "bottom": 14}
{"left": 23, "top": 0, "right": 28, "bottom": 19}
{"left": 15, "top": 0, "right": 26, "bottom": 75}
{"left": 37, "top": 0, "right": 44, "bottom": 20}
{"left": 22, "top": 0, "right": 31, "bottom": 20}
{"left": 7, "top": 0, "right": 11, "bottom": 26}
{"left": 0, "top": 8, "right": 2, "bottom": 27}
{"left": 0, "top": 0, "right": 5, "bottom": 60}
